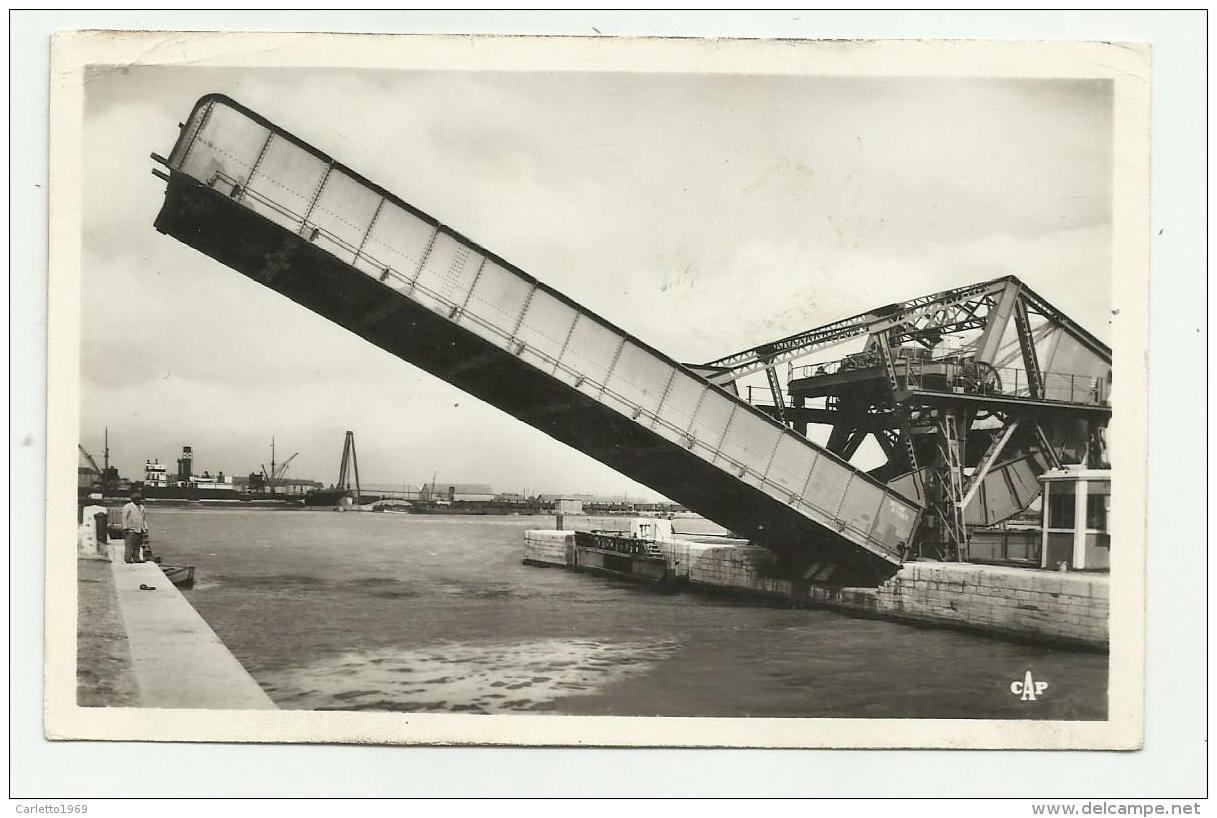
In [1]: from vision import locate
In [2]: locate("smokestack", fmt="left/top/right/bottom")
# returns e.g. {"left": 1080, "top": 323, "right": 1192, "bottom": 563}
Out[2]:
{"left": 177, "top": 445, "right": 193, "bottom": 481}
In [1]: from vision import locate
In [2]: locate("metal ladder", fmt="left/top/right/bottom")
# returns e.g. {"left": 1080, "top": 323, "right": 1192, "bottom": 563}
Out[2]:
{"left": 764, "top": 363, "right": 787, "bottom": 424}
{"left": 938, "top": 411, "right": 969, "bottom": 561}
{"left": 874, "top": 333, "right": 922, "bottom": 497}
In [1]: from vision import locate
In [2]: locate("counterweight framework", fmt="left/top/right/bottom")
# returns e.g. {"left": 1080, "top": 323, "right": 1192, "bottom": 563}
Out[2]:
{"left": 705, "top": 276, "right": 1111, "bottom": 560}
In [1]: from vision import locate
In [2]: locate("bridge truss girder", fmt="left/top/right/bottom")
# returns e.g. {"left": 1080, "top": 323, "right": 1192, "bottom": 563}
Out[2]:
{"left": 722, "top": 276, "right": 1112, "bottom": 561}
{"left": 703, "top": 275, "right": 1110, "bottom": 387}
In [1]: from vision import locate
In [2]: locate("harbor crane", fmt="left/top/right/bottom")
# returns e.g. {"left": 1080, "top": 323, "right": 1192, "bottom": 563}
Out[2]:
{"left": 335, "top": 431, "right": 362, "bottom": 500}
{"left": 261, "top": 444, "right": 299, "bottom": 495}
{"left": 79, "top": 428, "right": 120, "bottom": 492}
{"left": 78, "top": 444, "right": 103, "bottom": 483}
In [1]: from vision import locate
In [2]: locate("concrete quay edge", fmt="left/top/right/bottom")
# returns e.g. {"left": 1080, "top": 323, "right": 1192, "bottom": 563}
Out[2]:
{"left": 105, "top": 543, "right": 276, "bottom": 710}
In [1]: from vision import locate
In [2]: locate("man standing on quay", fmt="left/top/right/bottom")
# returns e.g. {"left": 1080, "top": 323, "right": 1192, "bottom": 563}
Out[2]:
{"left": 121, "top": 491, "right": 147, "bottom": 564}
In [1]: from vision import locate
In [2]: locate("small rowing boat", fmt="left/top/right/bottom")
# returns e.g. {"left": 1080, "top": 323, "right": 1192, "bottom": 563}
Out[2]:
{"left": 160, "top": 564, "right": 196, "bottom": 589}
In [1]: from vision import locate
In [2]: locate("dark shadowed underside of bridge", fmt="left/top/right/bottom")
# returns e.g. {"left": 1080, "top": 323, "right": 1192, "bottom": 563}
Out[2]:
{"left": 151, "top": 95, "right": 924, "bottom": 587}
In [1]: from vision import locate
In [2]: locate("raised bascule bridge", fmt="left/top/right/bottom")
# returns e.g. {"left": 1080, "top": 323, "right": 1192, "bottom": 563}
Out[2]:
{"left": 150, "top": 94, "right": 1110, "bottom": 587}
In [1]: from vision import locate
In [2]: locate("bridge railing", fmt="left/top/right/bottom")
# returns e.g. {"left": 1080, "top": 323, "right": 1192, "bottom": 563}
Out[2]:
{"left": 165, "top": 95, "right": 922, "bottom": 563}
{"left": 790, "top": 355, "right": 1108, "bottom": 406}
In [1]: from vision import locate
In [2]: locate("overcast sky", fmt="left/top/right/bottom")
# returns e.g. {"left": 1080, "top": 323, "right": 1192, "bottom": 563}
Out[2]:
{"left": 80, "top": 65, "right": 1112, "bottom": 496}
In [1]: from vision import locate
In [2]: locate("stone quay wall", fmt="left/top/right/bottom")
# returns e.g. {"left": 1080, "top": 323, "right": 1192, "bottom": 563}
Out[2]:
{"left": 524, "top": 529, "right": 1108, "bottom": 649}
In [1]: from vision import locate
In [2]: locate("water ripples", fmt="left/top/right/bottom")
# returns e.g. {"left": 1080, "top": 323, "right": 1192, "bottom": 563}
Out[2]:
{"left": 259, "top": 638, "right": 678, "bottom": 713}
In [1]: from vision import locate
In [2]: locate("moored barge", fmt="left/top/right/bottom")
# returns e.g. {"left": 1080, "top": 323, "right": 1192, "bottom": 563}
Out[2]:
{"left": 573, "top": 519, "right": 680, "bottom": 588}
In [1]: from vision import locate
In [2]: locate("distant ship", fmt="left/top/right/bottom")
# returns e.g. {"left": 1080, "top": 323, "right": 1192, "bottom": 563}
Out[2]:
{"left": 140, "top": 450, "right": 241, "bottom": 500}
{"left": 403, "top": 476, "right": 544, "bottom": 515}
{"left": 79, "top": 444, "right": 241, "bottom": 501}
{"left": 406, "top": 498, "right": 545, "bottom": 515}
{"left": 79, "top": 441, "right": 316, "bottom": 504}
{"left": 302, "top": 488, "right": 383, "bottom": 507}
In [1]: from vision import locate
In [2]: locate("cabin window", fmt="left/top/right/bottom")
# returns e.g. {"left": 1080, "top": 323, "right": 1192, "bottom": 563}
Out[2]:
{"left": 1086, "top": 494, "right": 1109, "bottom": 532}
{"left": 1047, "top": 491, "right": 1075, "bottom": 529}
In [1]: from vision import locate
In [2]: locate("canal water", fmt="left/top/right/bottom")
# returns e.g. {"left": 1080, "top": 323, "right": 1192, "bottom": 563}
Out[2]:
{"left": 152, "top": 507, "right": 1107, "bottom": 719}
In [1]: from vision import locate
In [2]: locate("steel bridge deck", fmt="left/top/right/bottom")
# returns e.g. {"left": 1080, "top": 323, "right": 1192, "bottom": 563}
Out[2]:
{"left": 151, "top": 94, "right": 923, "bottom": 586}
